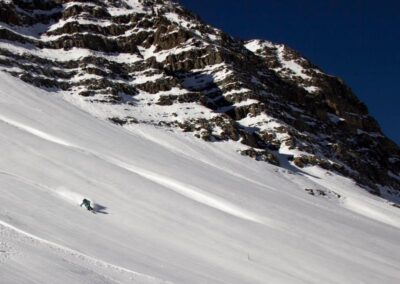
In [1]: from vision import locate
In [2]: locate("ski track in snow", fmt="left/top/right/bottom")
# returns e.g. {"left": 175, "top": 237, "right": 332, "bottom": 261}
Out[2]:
{"left": 0, "top": 171, "right": 85, "bottom": 207}
{"left": 56, "top": 187, "right": 87, "bottom": 206}
{"left": 0, "top": 114, "right": 266, "bottom": 225}
{"left": 0, "top": 219, "right": 174, "bottom": 284}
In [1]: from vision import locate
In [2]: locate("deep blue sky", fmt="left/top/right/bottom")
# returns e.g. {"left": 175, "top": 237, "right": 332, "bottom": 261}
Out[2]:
{"left": 179, "top": 0, "right": 400, "bottom": 145}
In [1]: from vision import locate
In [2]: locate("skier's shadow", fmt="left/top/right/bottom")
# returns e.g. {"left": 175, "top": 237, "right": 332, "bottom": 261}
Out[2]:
{"left": 93, "top": 204, "right": 109, "bottom": 214}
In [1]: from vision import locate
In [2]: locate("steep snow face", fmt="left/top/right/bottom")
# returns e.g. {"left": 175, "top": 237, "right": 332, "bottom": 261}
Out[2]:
{"left": 1, "top": 72, "right": 400, "bottom": 283}
{"left": 1, "top": 0, "right": 399, "bottom": 196}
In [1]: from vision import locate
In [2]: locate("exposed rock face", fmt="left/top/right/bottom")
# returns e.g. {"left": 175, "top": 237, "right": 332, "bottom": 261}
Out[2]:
{"left": 0, "top": 0, "right": 399, "bottom": 200}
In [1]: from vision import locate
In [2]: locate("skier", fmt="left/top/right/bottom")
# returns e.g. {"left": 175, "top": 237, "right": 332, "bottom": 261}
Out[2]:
{"left": 80, "top": 198, "right": 94, "bottom": 212}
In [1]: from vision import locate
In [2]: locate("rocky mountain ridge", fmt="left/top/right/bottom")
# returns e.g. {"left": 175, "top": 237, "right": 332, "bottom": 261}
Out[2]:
{"left": 0, "top": 0, "right": 399, "bottom": 201}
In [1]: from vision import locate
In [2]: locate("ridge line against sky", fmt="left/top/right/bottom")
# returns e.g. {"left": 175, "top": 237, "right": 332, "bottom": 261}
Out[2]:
{"left": 179, "top": 0, "right": 400, "bottom": 145}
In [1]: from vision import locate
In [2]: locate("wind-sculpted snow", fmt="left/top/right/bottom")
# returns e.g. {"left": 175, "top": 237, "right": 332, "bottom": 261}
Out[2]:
{"left": 0, "top": 84, "right": 262, "bottom": 224}
{"left": 101, "top": 158, "right": 266, "bottom": 224}
{"left": 0, "top": 72, "right": 400, "bottom": 283}
{"left": 0, "top": 110, "right": 264, "bottom": 223}
{"left": 0, "top": 114, "right": 74, "bottom": 147}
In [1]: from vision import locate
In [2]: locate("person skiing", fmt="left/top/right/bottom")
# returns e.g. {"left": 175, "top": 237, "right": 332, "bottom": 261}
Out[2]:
{"left": 80, "top": 198, "right": 94, "bottom": 212}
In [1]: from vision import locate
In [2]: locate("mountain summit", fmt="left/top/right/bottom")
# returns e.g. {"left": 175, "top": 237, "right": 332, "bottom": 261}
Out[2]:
{"left": 0, "top": 0, "right": 399, "bottom": 200}
{"left": 1, "top": 1, "right": 400, "bottom": 283}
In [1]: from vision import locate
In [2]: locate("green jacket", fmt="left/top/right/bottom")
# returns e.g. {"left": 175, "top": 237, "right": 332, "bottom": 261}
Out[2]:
{"left": 80, "top": 199, "right": 93, "bottom": 210}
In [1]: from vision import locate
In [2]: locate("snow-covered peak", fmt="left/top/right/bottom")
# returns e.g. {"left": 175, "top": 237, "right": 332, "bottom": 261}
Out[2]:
{"left": 0, "top": 0, "right": 399, "bottom": 201}
{"left": 1, "top": 0, "right": 400, "bottom": 282}
{"left": 245, "top": 39, "right": 275, "bottom": 52}
{"left": 108, "top": 0, "right": 149, "bottom": 15}
{"left": 245, "top": 39, "right": 323, "bottom": 93}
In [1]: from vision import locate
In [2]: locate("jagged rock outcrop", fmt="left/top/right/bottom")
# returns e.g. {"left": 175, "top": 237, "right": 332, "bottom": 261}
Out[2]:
{"left": 0, "top": 0, "right": 399, "bottom": 200}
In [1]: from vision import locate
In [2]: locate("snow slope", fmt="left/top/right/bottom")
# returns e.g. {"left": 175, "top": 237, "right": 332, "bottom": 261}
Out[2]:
{"left": 0, "top": 71, "right": 399, "bottom": 283}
